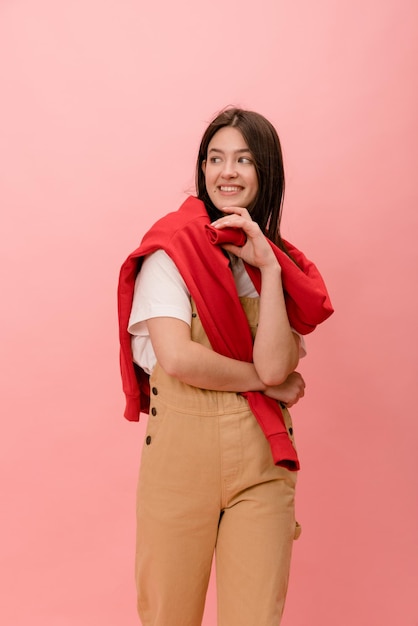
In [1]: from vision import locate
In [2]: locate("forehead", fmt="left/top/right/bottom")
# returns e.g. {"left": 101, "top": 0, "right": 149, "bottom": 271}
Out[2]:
{"left": 207, "top": 126, "right": 250, "bottom": 152}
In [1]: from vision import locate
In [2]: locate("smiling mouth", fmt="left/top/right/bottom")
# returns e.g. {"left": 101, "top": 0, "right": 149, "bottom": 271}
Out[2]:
{"left": 219, "top": 186, "right": 242, "bottom": 192}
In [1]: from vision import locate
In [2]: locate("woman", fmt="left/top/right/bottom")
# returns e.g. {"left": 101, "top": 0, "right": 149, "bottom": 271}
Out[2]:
{"left": 118, "top": 108, "right": 333, "bottom": 626}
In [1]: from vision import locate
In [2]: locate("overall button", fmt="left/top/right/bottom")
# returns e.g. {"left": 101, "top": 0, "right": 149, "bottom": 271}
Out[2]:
{"left": 151, "top": 387, "right": 158, "bottom": 395}
{"left": 151, "top": 407, "right": 157, "bottom": 416}
{"left": 145, "top": 435, "right": 152, "bottom": 445}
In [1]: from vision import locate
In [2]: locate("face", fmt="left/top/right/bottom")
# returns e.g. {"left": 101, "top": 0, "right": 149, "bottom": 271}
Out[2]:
{"left": 202, "top": 126, "right": 259, "bottom": 211}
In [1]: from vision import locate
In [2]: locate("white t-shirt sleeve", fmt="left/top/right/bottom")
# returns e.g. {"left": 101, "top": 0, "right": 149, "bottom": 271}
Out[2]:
{"left": 294, "top": 333, "right": 307, "bottom": 358}
{"left": 128, "top": 250, "right": 192, "bottom": 373}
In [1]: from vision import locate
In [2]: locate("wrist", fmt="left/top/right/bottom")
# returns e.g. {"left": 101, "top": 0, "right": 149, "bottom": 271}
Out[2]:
{"left": 259, "top": 260, "right": 281, "bottom": 275}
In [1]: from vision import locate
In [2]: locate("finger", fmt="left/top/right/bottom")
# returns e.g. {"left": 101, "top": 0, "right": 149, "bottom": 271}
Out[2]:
{"left": 212, "top": 214, "right": 246, "bottom": 228}
{"left": 213, "top": 216, "right": 260, "bottom": 236}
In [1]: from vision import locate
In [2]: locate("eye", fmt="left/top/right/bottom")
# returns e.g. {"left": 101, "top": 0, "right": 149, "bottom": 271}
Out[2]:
{"left": 238, "top": 156, "right": 253, "bottom": 164}
{"left": 209, "top": 156, "right": 222, "bottom": 163}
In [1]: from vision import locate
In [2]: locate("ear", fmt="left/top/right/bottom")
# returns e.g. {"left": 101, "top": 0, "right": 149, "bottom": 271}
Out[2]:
{"left": 201, "top": 160, "right": 206, "bottom": 174}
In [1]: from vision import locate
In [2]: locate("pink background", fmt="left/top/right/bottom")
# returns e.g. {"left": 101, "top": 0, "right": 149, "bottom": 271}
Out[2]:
{"left": 1, "top": 1, "right": 417, "bottom": 624}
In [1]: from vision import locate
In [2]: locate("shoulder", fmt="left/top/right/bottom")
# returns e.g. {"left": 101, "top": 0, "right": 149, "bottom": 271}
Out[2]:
{"left": 139, "top": 249, "right": 184, "bottom": 283}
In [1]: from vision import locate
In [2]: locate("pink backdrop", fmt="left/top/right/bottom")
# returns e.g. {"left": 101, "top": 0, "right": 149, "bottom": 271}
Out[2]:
{"left": 1, "top": 1, "right": 417, "bottom": 624}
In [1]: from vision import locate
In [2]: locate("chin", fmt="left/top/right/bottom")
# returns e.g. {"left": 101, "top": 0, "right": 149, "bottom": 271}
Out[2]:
{"left": 211, "top": 196, "right": 248, "bottom": 210}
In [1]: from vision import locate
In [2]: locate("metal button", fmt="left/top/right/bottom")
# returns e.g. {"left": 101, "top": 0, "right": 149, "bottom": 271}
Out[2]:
{"left": 152, "top": 387, "right": 158, "bottom": 395}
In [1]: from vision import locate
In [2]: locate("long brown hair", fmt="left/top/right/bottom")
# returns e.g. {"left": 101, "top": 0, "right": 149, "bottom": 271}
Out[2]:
{"left": 196, "top": 107, "right": 288, "bottom": 252}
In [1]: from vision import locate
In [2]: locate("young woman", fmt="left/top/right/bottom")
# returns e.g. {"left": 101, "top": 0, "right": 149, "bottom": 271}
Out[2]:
{"left": 118, "top": 108, "right": 333, "bottom": 626}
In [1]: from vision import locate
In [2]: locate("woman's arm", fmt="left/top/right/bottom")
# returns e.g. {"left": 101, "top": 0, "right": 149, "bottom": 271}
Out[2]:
{"left": 146, "top": 316, "right": 267, "bottom": 392}
{"left": 254, "top": 262, "right": 300, "bottom": 385}
{"left": 211, "top": 206, "right": 300, "bottom": 385}
{"left": 146, "top": 316, "right": 305, "bottom": 408}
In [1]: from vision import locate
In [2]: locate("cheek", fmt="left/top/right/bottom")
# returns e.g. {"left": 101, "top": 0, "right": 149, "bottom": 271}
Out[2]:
{"left": 204, "top": 168, "right": 215, "bottom": 188}
{"left": 250, "top": 176, "right": 259, "bottom": 196}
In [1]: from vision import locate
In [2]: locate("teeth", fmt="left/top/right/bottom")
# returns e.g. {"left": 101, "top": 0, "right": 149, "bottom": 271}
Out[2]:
{"left": 220, "top": 186, "right": 241, "bottom": 192}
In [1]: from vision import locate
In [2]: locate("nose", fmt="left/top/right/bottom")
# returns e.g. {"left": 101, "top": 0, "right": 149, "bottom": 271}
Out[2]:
{"left": 221, "top": 159, "right": 238, "bottom": 179}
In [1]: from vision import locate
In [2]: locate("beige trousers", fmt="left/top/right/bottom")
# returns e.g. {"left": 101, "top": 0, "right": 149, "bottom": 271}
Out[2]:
{"left": 135, "top": 299, "right": 299, "bottom": 626}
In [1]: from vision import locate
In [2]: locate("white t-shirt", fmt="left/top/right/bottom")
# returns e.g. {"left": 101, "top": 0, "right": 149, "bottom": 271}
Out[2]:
{"left": 128, "top": 249, "right": 306, "bottom": 374}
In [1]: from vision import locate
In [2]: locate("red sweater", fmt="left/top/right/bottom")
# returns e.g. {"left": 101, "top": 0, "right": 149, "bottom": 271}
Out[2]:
{"left": 118, "top": 196, "right": 333, "bottom": 471}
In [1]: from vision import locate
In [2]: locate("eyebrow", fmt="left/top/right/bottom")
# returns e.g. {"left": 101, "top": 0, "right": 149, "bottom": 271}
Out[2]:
{"left": 208, "top": 147, "right": 252, "bottom": 154}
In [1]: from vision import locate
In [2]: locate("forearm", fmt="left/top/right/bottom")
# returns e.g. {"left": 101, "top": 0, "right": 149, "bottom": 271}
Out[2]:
{"left": 165, "top": 342, "right": 267, "bottom": 392}
{"left": 253, "top": 263, "right": 299, "bottom": 385}
{"left": 147, "top": 317, "right": 266, "bottom": 393}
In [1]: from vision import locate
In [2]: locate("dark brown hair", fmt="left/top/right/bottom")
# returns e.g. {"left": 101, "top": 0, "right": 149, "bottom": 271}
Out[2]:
{"left": 196, "top": 107, "right": 287, "bottom": 250}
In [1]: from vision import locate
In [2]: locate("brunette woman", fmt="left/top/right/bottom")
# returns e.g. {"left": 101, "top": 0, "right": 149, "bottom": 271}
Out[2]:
{"left": 118, "top": 108, "right": 333, "bottom": 626}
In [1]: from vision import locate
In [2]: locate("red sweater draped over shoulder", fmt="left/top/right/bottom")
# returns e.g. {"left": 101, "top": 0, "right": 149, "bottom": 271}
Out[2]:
{"left": 118, "top": 196, "right": 334, "bottom": 471}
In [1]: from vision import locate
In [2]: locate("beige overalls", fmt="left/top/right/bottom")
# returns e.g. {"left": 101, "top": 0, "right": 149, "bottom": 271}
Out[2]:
{"left": 135, "top": 298, "right": 300, "bottom": 626}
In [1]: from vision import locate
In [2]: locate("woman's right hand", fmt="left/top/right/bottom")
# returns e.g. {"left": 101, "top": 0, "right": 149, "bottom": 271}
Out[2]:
{"left": 264, "top": 372, "right": 306, "bottom": 407}
{"left": 211, "top": 206, "right": 278, "bottom": 270}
